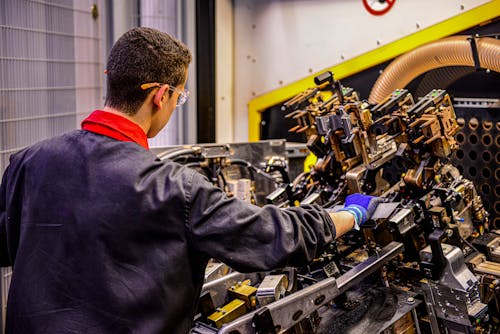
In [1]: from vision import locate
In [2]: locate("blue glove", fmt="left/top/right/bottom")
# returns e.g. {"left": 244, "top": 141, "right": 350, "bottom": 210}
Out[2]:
{"left": 340, "top": 193, "right": 381, "bottom": 229}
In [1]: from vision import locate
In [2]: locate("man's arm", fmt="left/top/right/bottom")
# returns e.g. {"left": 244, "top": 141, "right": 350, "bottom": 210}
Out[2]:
{"left": 185, "top": 170, "right": 347, "bottom": 272}
{"left": 328, "top": 211, "right": 356, "bottom": 238}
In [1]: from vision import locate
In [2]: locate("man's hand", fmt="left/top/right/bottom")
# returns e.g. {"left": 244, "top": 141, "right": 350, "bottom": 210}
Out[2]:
{"left": 340, "top": 193, "right": 382, "bottom": 229}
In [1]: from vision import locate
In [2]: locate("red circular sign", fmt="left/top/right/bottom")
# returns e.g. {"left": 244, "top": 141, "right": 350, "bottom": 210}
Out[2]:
{"left": 362, "top": 0, "right": 395, "bottom": 16}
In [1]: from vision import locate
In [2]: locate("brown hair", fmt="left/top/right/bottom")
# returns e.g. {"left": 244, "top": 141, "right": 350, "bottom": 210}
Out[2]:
{"left": 105, "top": 27, "right": 192, "bottom": 115}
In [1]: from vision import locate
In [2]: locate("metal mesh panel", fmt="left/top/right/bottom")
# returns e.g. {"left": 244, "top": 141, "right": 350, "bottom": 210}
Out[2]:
{"left": 451, "top": 101, "right": 500, "bottom": 229}
{"left": 0, "top": 0, "right": 103, "bottom": 330}
{"left": 0, "top": 269, "right": 11, "bottom": 331}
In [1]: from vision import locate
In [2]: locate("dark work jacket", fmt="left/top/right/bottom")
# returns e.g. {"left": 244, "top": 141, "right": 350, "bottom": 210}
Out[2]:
{"left": 0, "top": 130, "right": 335, "bottom": 334}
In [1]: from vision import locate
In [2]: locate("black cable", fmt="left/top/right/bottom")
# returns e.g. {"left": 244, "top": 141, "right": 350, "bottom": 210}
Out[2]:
{"left": 461, "top": 235, "right": 480, "bottom": 254}
{"left": 303, "top": 183, "right": 317, "bottom": 200}
{"left": 227, "top": 159, "right": 255, "bottom": 182}
{"left": 184, "top": 162, "right": 202, "bottom": 169}
{"left": 467, "top": 36, "right": 482, "bottom": 71}
{"left": 217, "top": 166, "right": 227, "bottom": 190}
{"left": 228, "top": 159, "right": 278, "bottom": 183}
{"left": 159, "top": 148, "right": 199, "bottom": 161}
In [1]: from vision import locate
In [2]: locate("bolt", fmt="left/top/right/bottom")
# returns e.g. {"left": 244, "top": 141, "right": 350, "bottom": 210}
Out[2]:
{"left": 376, "top": 40, "right": 381, "bottom": 45}
{"left": 91, "top": 4, "right": 99, "bottom": 20}
{"left": 460, "top": 4, "right": 465, "bottom": 10}
{"left": 341, "top": 54, "right": 345, "bottom": 60}
{"left": 416, "top": 22, "right": 420, "bottom": 29}
{"left": 486, "top": 68, "right": 491, "bottom": 73}
{"left": 407, "top": 297, "right": 415, "bottom": 304}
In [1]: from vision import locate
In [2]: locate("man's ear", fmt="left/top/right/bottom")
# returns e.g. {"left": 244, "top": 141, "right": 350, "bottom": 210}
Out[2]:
{"left": 153, "top": 84, "right": 169, "bottom": 108}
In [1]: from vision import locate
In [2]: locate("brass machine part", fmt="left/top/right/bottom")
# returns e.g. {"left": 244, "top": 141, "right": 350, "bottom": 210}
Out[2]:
{"left": 208, "top": 279, "right": 258, "bottom": 328}
{"left": 469, "top": 253, "right": 500, "bottom": 278}
{"left": 207, "top": 299, "right": 247, "bottom": 329}
{"left": 404, "top": 158, "right": 440, "bottom": 189}
{"left": 408, "top": 94, "right": 459, "bottom": 158}
{"left": 282, "top": 87, "right": 318, "bottom": 112}
{"left": 371, "top": 89, "right": 415, "bottom": 117}
{"left": 476, "top": 262, "right": 500, "bottom": 277}
{"left": 487, "top": 236, "right": 500, "bottom": 263}
{"left": 287, "top": 109, "right": 312, "bottom": 133}
{"left": 472, "top": 194, "right": 487, "bottom": 223}
{"left": 391, "top": 311, "right": 416, "bottom": 334}
{"left": 454, "top": 178, "right": 488, "bottom": 224}
{"left": 228, "top": 279, "right": 258, "bottom": 309}
{"left": 404, "top": 163, "right": 424, "bottom": 188}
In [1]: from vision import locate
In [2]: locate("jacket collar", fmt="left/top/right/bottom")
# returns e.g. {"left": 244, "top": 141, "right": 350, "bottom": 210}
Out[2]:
{"left": 81, "top": 110, "right": 149, "bottom": 150}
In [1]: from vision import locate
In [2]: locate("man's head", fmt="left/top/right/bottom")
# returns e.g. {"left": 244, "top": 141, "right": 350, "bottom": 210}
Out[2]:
{"left": 105, "top": 27, "right": 192, "bottom": 115}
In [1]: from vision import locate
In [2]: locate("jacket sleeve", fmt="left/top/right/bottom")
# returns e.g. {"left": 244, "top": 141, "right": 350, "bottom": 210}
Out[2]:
{"left": 0, "top": 166, "right": 11, "bottom": 267}
{"left": 185, "top": 170, "right": 335, "bottom": 273}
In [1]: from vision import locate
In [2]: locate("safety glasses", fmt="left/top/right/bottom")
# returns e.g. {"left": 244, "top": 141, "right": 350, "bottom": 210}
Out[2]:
{"left": 140, "top": 82, "right": 190, "bottom": 107}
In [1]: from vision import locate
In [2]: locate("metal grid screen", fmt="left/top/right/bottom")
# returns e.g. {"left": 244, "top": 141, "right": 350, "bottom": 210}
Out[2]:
{"left": 0, "top": 0, "right": 103, "bottom": 329}
{"left": 451, "top": 101, "right": 500, "bottom": 229}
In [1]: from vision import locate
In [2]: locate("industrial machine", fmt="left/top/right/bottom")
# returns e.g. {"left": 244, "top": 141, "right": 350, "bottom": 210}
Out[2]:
{"left": 160, "top": 72, "right": 498, "bottom": 334}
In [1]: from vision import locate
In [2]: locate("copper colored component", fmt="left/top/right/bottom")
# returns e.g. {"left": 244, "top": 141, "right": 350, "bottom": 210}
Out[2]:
{"left": 469, "top": 117, "right": 479, "bottom": 131}
{"left": 369, "top": 36, "right": 500, "bottom": 104}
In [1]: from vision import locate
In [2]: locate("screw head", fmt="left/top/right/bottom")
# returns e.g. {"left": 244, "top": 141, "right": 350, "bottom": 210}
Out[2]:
{"left": 91, "top": 4, "right": 99, "bottom": 19}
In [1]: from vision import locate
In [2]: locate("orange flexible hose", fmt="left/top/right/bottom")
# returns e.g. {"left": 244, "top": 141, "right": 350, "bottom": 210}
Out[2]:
{"left": 369, "top": 36, "right": 500, "bottom": 104}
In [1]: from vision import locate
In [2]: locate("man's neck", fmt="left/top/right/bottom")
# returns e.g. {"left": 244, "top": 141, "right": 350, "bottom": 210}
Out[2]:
{"left": 101, "top": 106, "right": 150, "bottom": 136}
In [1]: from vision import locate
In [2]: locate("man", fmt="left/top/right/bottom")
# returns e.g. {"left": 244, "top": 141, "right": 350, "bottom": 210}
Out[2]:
{"left": 0, "top": 27, "right": 377, "bottom": 333}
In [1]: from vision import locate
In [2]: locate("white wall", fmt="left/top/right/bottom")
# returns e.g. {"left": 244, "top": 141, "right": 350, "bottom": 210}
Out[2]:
{"left": 230, "top": 0, "right": 490, "bottom": 141}
{"left": 215, "top": 0, "right": 235, "bottom": 143}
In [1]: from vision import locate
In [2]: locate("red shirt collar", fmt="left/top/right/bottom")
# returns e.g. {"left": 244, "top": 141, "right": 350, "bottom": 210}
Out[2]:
{"left": 81, "top": 110, "right": 149, "bottom": 150}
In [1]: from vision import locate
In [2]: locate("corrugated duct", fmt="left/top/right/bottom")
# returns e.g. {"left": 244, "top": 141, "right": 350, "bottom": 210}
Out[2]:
{"left": 369, "top": 36, "right": 500, "bottom": 104}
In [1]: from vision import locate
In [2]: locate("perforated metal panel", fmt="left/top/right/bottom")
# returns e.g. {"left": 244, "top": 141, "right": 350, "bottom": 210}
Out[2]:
{"left": 451, "top": 99, "right": 500, "bottom": 229}
{"left": 0, "top": 0, "right": 103, "bottom": 171}
{"left": 0, "top": 1, "right": 103, "bottom": 330}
